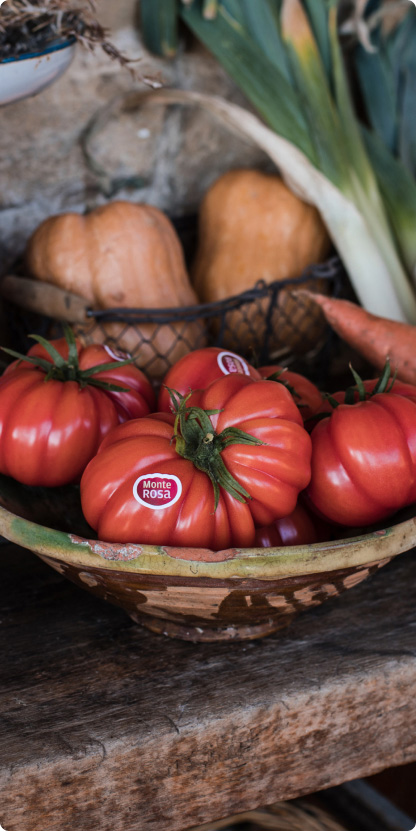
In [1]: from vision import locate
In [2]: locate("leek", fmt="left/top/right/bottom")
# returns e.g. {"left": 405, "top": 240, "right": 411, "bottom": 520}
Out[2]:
{"left": 140, "top": 0, "right": 179, "bottom": 57}
{"left": 140, "top": 0, "right": 416, "bottom": 322}
{"left": 178, "top": 0, "right": 416, "bottom": 323}
{"left": 352, "top": 1, "right": 416, "bottom": 283}
{"left": 363, "top": 129, "right": 416, "bottom": 283}
{"left": 137, "top": 86, "right": 416, "bottom": 324}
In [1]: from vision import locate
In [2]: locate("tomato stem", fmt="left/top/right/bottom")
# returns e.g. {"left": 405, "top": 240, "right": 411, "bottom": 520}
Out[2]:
{"left": 1, "top": 326, "right": 134, "bottom": 393}
{"left": 167, "top": 387, "right": 263, "bottom": 509}
{"left": 266, "top": 369, "right": 301, "bottom": 401}
{"left": 323, "top": 359, "right": 398, "bottom": 408}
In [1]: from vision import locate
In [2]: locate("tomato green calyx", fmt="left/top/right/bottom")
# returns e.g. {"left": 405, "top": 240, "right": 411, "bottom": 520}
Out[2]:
{"left": 323, "top": 359, "right": 398, "bottom": 409}
{"left": 266, "top": 369, "right": 301, "bottom": 402}
{"left": 1, "top": 327, "right": 134, "bottom": 393}
{"left": 167, "top": 387, "right": 263, "bottom": 510}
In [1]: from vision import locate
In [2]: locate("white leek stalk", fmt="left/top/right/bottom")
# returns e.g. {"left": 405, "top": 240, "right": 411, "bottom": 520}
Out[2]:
{"left": 134, "top": 87, "right": 416, "bottom": 324}
{"left": 176, "top": 0, "right": 416, "bottom": 324}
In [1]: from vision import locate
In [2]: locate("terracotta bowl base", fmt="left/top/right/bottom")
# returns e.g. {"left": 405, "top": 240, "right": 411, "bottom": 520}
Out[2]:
{"left": 128, "top": 610, "right": 295, "bottom": 642}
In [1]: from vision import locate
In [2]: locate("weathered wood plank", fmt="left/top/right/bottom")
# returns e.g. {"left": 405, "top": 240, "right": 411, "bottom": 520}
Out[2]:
{"left": 0, "top": 543, "right": 415, "bottom": 831}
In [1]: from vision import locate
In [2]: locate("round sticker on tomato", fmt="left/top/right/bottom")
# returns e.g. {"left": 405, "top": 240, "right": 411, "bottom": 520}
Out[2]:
{"left": 217, "top": 351, "right": 250, "bottom": 376}
{"left": 133, "top": 473, "right": 182, "bottom": 510}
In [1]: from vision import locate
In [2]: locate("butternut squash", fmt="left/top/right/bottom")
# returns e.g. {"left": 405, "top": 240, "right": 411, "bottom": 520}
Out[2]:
{"left": 25, "top": 201, "right": 204, "bottom": 378}
{"left": 192, "top": 169, "right": 332, "bottom": 353}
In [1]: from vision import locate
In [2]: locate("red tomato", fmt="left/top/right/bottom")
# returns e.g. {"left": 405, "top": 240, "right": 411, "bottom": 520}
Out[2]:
{"left": 158, "top": 347, "right": 260, "bottom": 412}
{"left": 307, "top": 387, "right": 416, "bottom": 526}
{"left": 316, "top": 377, "right": 416, "bottom": 416}
{"left": 81, "top": 375, "right": 312, "bottom": 549}
{"left": 258, "top": 365, "right": 322, "bottom": 420}
{"left": 0, "top": 336, "right": 155, "bottom": 487}
{"left": 6, "top": 338, "right": 156, "bottom": 419}
{"left": 255, "top": 502, "right": 331, "bottom": 547}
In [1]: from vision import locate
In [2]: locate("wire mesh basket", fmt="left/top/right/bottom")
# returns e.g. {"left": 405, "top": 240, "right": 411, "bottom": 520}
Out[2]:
{"left": 189, "top": 779, "right": 416, "bottom": 831}
{"left": 187, "top": 797, "right": 348, "bottom": 831}
{"left": 2, "top": 255, "right": 343, "bottom": 383}
{"left": 71, "top": 256, "right": 342, "bottom": 380}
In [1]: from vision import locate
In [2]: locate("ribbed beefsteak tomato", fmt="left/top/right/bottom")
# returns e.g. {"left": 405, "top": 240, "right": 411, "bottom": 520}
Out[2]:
{"left": 158, "top": 347, "right": 260, "bottom": 412}
{"left": 315, "top": 376, "right": 416, "bottom": 415}
{"left": 6, "top": 337, "right": 156, "bottom": 420}
{"left": 81, "top": 374, "right": 312, "bottom": 549}
{"left": 0, "top": 332, "right": 155, "bottom": 487}
{"left": 308, "top": 371, "right": 416, "bottom": 526}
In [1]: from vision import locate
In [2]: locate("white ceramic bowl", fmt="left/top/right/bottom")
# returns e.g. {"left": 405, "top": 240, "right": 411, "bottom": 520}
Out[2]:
{"left": 0, "top": 38, "right": 76, "bottom": 106}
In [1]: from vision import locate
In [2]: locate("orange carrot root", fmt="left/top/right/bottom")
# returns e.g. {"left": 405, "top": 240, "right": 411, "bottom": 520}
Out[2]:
{"left": 290, "top": 291, "right": 416, "bottom": 386}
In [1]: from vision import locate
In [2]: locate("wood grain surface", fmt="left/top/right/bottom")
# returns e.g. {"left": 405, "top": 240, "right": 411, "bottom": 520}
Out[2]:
{"left": 1, "top": 543, "right": 415, "bottom": 831}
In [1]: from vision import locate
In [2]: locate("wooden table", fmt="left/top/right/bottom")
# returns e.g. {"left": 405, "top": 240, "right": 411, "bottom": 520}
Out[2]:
{"left": 1, "top": 541, "right": 415, "bottom": 831}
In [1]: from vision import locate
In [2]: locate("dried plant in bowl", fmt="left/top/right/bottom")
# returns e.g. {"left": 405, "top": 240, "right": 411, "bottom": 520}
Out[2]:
{"left": 0, "top": 0, "right": 162, "bottom": 106}
{"left": 0, "top": 0, "right": 134, "bottom": 67}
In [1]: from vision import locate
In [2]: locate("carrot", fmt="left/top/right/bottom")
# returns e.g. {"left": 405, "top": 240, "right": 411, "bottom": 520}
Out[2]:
{"left": 291, "top": 291, "right": 416, "bottom": 386}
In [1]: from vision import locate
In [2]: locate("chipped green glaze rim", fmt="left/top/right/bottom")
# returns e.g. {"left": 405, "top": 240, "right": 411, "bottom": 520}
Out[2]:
{"left": 1, "top": 502, "right": 415, "bottom": 581}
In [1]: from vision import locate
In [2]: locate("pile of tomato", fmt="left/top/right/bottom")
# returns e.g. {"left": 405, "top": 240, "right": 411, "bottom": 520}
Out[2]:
{"left": 2, "top": 333, "right": 416, "bottom": 550}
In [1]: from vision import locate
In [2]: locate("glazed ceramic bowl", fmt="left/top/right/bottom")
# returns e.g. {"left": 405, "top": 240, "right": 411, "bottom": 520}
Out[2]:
{"left": 0, "top": 474, "right": 415, "bottom": 642}
{"left": 0, "top": 39, "right": 76, "bottom": 106}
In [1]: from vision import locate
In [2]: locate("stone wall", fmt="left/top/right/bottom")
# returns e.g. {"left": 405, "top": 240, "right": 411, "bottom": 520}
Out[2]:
{"left": 0, "top": 0, "right": 271, "bottom": 274}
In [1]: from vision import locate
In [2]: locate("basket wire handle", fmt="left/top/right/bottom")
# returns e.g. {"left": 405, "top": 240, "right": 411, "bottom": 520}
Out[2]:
{"left": 0, "top": 275, "right": 90, "bottom": 324}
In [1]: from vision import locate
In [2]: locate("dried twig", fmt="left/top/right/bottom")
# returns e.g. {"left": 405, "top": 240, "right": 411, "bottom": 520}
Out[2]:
{"left": 0, "top": 0, "right": 154, "bottom": 82}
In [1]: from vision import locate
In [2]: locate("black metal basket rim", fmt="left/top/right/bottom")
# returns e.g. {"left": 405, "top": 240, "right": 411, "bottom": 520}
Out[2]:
{"left": 86, "top": 255, "right": 342, "bottom": 325}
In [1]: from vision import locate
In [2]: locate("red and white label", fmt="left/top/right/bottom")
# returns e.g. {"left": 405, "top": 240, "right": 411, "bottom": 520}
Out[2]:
{"left": 217, "top": 351, "right": 250, "bottom": 377}
{"left": 104, "top": 344, "right": 131, "bottom": 362}
{"left": 133, "top": 473, "right": 182, "bottom": 510}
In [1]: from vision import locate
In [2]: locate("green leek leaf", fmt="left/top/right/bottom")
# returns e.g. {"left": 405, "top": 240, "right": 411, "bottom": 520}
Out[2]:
{"left": 354, "top": 23, "right": 398, "bottom": 154}
{"left": 363, "top": 127, "right": 416, "bottom": 281}
{"left": 396, "top": 11, "right": 416, "bottom": 178}
{"left": 231, "top": 0, "right": 291, "bottom": 79}
{"left": 141, "top": 0, "right": 179, "bottom": 57}
{"left": 280, "top": 0, "right": 347, "bottom": 189}
{"left": 328, "top": 9, "right": 389, "bottom": 221}
{"left": 180, "top": 0, "right": 315, "bottom": 160}
{"left": 301, "top": 0, "right": 331, "bottom": 75}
